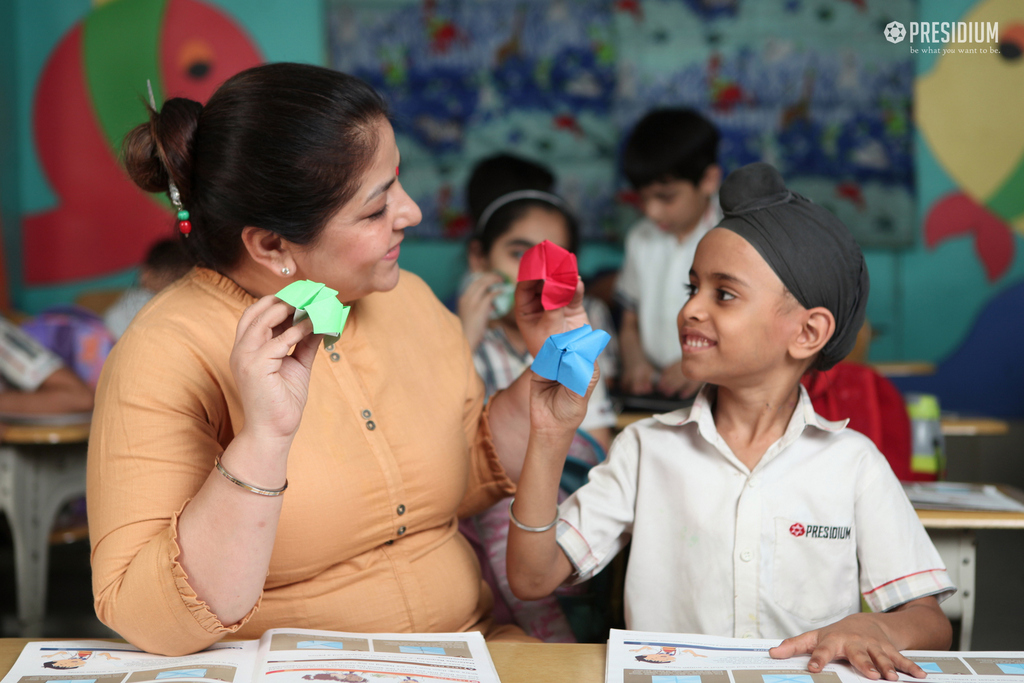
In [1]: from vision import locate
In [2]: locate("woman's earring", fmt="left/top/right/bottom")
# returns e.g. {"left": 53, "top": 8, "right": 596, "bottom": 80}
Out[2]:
{"left": 281, "top": 267, "right": 291, "bottom": 276}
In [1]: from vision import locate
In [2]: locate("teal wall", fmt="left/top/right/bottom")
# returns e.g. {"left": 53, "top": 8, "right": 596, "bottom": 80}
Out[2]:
{"left": 2, "top": 0, "right": 325, "bottom": 313}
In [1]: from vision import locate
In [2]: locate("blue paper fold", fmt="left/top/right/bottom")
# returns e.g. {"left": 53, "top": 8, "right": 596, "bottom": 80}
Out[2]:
{"left": 531, "top": 325, "right": 610, "bottom": 396}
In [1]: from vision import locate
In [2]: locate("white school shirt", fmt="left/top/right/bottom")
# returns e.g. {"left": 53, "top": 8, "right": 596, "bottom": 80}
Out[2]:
{"left": 615, "top": 198, "right": 722, "bottom": 370}
{"left": 555, "top": 384, "right": 955, "bottom": 639}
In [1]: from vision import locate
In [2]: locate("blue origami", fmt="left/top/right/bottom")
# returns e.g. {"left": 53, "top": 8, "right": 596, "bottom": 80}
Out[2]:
{"left": 531, "top": 325, "right": 610, "bottom": 396}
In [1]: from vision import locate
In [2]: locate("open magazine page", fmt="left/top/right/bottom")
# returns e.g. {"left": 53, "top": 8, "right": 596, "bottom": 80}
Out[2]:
{"left": 252, "top": 628, "right": 501, "bottom": 683}
{"left": 607, "top": 630, "right": 871, "bottom": 683}
{"left": 0, "top": 640, "right": 260, "bottom": 683}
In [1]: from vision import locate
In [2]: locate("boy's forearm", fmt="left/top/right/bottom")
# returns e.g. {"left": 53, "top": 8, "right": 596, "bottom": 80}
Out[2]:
{"left": 618, "top": 310, "right": 647, "bottom": 368}
{"left": 879, "top": 597, "right": 952, "bottom": 651}
{"left": 506, "top": 432, "right": 575, "bottom": 600}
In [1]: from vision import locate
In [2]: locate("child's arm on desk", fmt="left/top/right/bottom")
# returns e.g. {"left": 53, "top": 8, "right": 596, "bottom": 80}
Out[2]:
{"left": 770, "top": 596, "right": 952, "bottom": 680}
{"left": 506, "top": 371, "right": 597, "bottom": 600}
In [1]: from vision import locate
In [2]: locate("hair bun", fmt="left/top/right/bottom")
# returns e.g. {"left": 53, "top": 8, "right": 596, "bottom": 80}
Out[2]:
{"left": 122, "top": 97, "right": 202, "bottom": 200}
{"left": 719, "top": 161, "right": 792, "bottom": 216}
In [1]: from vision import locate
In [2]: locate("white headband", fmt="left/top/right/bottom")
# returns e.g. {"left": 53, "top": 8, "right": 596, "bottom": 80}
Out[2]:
{"left": 474, "top": 189, "right": 572, "bottom": 237}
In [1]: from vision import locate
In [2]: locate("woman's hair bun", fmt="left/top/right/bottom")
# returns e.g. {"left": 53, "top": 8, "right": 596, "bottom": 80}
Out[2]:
{"left": 122, "top": 97, "right": 203, "bottom": 200}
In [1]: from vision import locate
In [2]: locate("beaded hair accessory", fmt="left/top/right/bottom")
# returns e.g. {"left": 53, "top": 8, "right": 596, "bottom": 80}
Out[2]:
{"left": 147, "top": 80, "right": 191, "bottom": 236}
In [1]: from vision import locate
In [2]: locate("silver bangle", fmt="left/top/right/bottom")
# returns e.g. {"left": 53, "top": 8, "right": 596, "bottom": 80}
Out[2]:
{"left": 215, "top": 454, "right": 288, "bottom": 496}
{"left": 508, "top": 497, "right": 558, "bottom": 533}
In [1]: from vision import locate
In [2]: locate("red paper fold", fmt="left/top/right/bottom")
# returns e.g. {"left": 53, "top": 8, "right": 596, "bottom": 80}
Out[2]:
{"left": 517, "top": 240, "right": 579, "bottom": 310}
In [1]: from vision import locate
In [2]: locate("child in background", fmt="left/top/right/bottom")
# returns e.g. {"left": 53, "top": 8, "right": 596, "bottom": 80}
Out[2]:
{"left": 508, "top": 163, "right": 953, "bottom": 679}
{"left": 616, "top": 108, "right": 722, "bottom": 398}
{"left": 104, "top": 238, "right": 191, "bottom": 339}
{"left": 0, "top": 316, "right": 93, "bottom": 415}
{"left": 456, "top": 153, "right": 618, "bottom": 642}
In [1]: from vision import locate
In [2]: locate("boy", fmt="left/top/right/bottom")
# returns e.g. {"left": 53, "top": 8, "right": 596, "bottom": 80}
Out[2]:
{"left": 0, "top": 316, "right": 93, "bottom": 414}
{"left": 617, "top": 108, "right": 722, "bottom": 398}
{"left": 508, "top": 163, "right": 954, "bottom": 680}
{"left": 105, "top": 238, "right": 191, "bottom": 339}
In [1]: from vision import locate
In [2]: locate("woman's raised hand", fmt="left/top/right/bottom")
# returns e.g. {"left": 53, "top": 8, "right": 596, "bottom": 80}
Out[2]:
{"left": 230, "top": 295, "right": 323, "bottom": 442}
{"left": 514, "top": 277, "right": 589, "bottom": 358}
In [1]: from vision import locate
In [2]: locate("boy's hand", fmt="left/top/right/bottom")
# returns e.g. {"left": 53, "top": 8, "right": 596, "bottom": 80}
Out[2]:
{"left": 656, "top": 361, "right": 701, "bottom": 398}
{"left": 515, "top": 278, "right": 589, "bottom": 358}
{"left": 528, "top": 368, "right": 599, "bottom": 442}
{"left": 770, "top": 613, "right": 927, "bottom": 681}
{"left": 620, "top": 357, "right": 656, "bottom": 395}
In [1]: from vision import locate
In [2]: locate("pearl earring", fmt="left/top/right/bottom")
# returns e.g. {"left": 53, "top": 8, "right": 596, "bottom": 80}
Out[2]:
{"left": 281, "top": 267, "right": 291, "bottom": 276}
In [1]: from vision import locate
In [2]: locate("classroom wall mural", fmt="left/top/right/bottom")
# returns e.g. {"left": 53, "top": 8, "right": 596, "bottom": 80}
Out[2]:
{"left": 327, "top": 0, "right": 916, "bottom": 248}
{"left": 23, "top": 0, "right": 262, "bottom": 286}
{"left": 893, "top": 0, "right": 1024, "bottom": 417}
{"left": 2, "top": 0, "right": 323, "bottom": 312}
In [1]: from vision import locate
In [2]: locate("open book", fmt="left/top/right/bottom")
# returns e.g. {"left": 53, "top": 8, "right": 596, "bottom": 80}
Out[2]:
{"left": 607, "top": 629, "right": 1024, "bottom": 683}
{"left": 0, "top": 628, "right": 501, "bottom": 683}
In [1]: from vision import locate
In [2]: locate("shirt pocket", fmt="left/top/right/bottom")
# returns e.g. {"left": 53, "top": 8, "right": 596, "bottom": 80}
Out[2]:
{"left": 772, "top": 517, "right": 858, "bottom": 623}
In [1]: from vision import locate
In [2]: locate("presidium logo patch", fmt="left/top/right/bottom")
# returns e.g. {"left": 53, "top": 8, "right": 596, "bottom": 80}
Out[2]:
{"left": 790, "top": 522, "right": 851, "bottom": 540}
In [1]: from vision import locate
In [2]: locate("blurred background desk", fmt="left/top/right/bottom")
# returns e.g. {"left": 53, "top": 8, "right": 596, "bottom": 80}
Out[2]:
{"left": 0, "top": 418, "right": 90, "bottom": 636}
{"left": 914, "top": 487, "right": 1024, "bottom": 652}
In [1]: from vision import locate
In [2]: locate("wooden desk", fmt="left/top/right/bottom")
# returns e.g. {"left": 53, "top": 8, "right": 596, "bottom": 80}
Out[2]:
{"left": 914, "top": 491, "right": 1024, "bottom": 651}
{"left": 0, "top": 640, "right": 609, "bottom": 683}
{"left": 0, "top": 421, "right": 91, "bottom": 636}
{"left": 869, "top": 361, "right": 935, "bottom": 377}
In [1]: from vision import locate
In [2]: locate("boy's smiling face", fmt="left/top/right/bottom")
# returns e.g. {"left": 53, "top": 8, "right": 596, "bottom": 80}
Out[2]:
{"left": 678, "top": 228, "right": 811, "bottom": 387}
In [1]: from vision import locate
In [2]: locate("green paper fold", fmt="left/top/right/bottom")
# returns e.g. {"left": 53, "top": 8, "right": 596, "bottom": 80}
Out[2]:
{"left": 276, "top": 280, "right": 350, "bottom": 345}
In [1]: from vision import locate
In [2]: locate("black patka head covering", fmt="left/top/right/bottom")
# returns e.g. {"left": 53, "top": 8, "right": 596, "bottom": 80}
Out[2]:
{"left": 717, "top": 162, "right": 869, "bottom": 371}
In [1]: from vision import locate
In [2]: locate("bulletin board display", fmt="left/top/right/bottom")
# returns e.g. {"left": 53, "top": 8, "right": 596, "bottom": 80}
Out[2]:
{"left": 327, "top": 0, "right": 916, "bottom": 247}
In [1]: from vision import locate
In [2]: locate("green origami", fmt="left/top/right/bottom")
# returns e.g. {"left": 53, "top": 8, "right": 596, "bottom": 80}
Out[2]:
{"left": 276, "top": 280, "right": 350, "bottom": 345}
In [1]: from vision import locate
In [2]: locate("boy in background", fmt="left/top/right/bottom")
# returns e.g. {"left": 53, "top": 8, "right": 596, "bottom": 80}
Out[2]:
{"left": 104, "top": 238, "right": 191, "bottom": 339}
{"left": 617, "top": 108, "right": 722, "bottom": 398}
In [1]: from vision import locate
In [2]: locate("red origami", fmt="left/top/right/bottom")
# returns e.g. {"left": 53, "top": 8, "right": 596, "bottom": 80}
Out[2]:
{"left": 517, "top": 240, "right": 579, "bottom": 310}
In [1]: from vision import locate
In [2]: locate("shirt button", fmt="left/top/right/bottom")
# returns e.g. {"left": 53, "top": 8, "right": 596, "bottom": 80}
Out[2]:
{"left": 397, "top": 526, "right": 407, "bottom": 536}
{"left": 330, "top": 352, "right": 340, "bottom": 362}
{"left": 740, "top": 549, "right": 753, "bottom": 562}
{"left": 748, "top": 479, "right": 758, "bottom": 488}
{"left": 742, "top": 633, "right": 753, "bottom": 639}
{"left": 384, "top": 540, "right": 394, "bottom": 546}
{"left": 366, "top": 420, "right": 376, "bottom": 430}
{"left": 325, "top": 343, "right": 335, "bottom": 351}
{"left": 361, "top": 409, "right": 372, "bottom": 419}
{"left": 397, "top": 504, "right": 406, "bottom": 515}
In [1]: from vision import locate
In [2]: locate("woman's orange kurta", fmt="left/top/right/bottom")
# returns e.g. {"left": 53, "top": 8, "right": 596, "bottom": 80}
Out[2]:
{"left": 87, "top": 268, "right": 515, "bottom": 655}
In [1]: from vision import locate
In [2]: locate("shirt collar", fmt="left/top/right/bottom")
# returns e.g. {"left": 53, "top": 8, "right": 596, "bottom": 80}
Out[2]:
{"left": 653, "top": 383, "right": 848, "bottom": 469}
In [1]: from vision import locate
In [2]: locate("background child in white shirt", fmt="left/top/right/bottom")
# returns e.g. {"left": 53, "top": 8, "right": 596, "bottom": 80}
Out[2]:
{"left": 616, "top": 108, "right": 723, "bottom": 398}
{"left": 507, "top": 162, "right": 954, "bottom": 680}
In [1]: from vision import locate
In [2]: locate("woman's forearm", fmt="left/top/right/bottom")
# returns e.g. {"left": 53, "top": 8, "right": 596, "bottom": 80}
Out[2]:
{"left": 175, "top": 430, "right": 292, "bottom": 625}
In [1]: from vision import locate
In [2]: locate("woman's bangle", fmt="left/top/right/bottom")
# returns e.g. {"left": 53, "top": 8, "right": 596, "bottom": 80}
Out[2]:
{"left": 508, "top": 497, "right": 558, "bottom": 533}
{"left": 215, "top": 454, "right": 288, "bottom": 497}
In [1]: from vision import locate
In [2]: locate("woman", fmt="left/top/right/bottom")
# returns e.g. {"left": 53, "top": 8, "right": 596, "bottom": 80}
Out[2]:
{"left": 87, "top": 63, "right": 588, "bottom": 655}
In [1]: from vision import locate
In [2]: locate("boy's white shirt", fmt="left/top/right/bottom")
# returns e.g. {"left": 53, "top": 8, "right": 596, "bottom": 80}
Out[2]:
{"left": 615, "top": 196, "right": 723, "bottom": 370}
{"left": 555, "top": 384, "right": 956, "bottom": 639}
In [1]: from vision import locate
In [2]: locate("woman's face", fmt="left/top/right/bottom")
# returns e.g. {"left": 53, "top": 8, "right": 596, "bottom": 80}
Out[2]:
{"left": 293, "top": 119, "right": 422, "bottom": 301}
{"left": 477, "top": 205, "right": 572, "bottom": 282}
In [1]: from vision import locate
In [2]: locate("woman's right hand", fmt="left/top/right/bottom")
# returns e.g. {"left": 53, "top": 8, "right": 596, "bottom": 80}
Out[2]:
{"left": 230, "top": 295, "right": 323, "bottom": 442}
{"left": 457, "top": 272, "right": 502, "bottom": 350}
